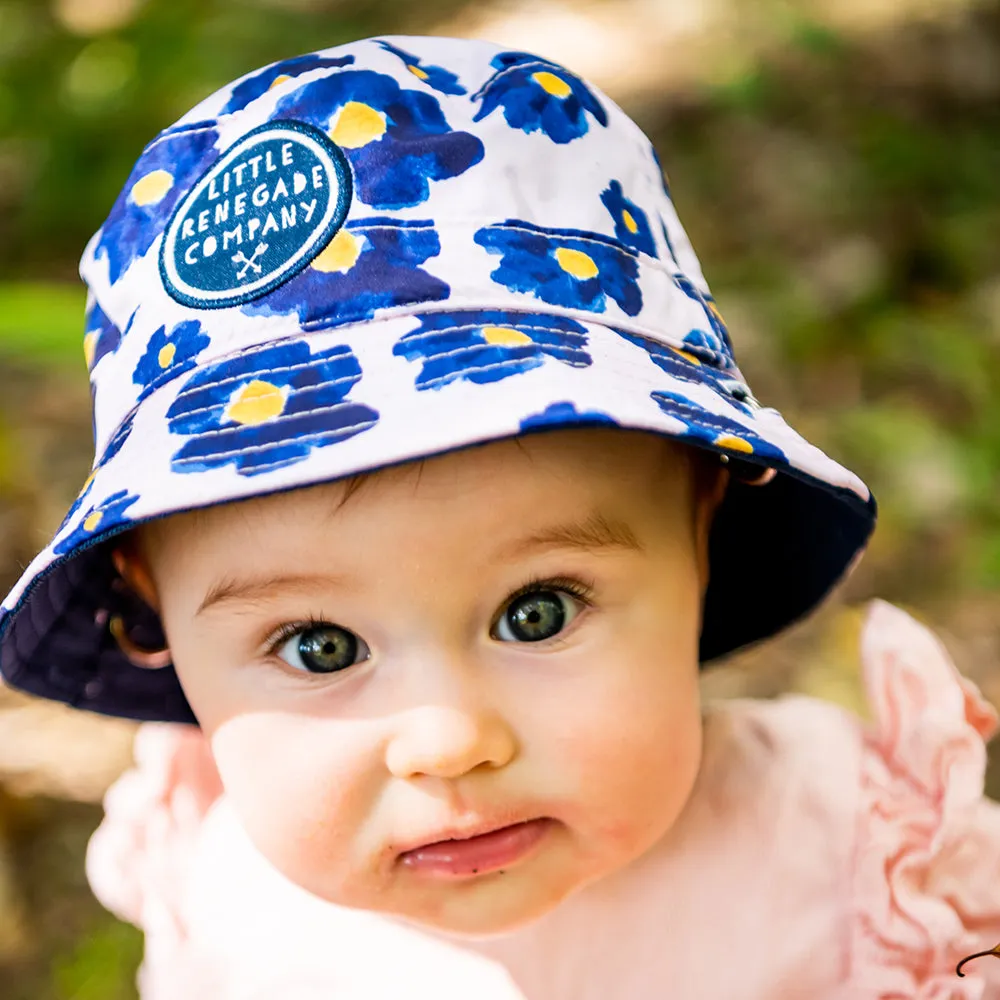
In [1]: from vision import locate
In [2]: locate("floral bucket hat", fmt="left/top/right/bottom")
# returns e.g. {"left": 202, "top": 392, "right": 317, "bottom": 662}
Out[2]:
{"left": 0, "top": 35, "right": 876, "bottom": 724}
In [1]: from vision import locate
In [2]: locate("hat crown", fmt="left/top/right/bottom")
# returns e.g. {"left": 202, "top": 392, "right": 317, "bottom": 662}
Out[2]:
{"left": 80, "top": 35, "right": 730, "bottom": 461}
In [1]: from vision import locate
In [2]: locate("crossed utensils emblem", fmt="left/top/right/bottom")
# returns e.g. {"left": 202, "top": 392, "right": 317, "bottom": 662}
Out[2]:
{"left": 232, "top": 242, "right": 269, "bottom": 281}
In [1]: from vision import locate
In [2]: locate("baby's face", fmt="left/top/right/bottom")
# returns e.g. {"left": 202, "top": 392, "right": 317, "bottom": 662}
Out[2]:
{"left": 135, "top": 429, "right": 720, "bottom": 936}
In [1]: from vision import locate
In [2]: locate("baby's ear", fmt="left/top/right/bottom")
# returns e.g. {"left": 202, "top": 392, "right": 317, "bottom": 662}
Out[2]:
{"left": 111, "top": 534, "right": 161, "bottom": 612}
{"left": 691, "top": 449, "right": 729, "bottom": 520}
{"left": 689, "top": 450, "right": 729, "bottom": 591}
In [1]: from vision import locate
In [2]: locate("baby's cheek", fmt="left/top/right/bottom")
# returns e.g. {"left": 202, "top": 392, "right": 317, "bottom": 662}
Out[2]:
{"left": 559, "top": 673, "right": 703, "bottom": 854}
{"left": 206, "top": 712, "right": 381, "bottom": 897}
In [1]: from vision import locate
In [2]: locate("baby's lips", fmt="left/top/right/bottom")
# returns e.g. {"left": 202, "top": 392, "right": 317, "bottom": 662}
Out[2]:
{"left": 397, "top": 818, "right": 555, "bottom": 877}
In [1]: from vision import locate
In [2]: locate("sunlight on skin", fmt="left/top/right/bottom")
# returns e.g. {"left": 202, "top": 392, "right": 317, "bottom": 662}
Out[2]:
{"left": 121, "top": 429, "right": 727, "bottom": 936}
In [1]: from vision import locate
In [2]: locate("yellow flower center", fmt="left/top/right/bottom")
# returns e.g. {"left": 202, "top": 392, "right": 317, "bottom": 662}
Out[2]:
{"left": 83, "top": 510, "right": 103, "bottom": 533}
{"left": 622, "top": 209, "right": 639, "bottom": 234}
{"left": 268, "top": 73, "right": 292, "bottom": 90}
{"left": 714, "top": 434, "right": 754, "bottom": 454}
{"left": 407, "top": 64, "right": 429, "bottom": 80}
{"left": 312, "top": 230, "right": 364, "bottom": 273}
{"left": 481, "top": 326, "right": 532, "bottom": 346}
{"left": 83, "top": 331, "right": 98, "bottom": 368}
{"left": 225, "top": 380, "right": 287, "bottom": 426}
{"left": 532, "top": 71, "right": 572, "bottom": 98}
{"left": 130, "top": 169, "right": 174, "bottom": 207}
{"left": 157, "top": 342, "right": 177, "bottom": 369}
{"left": 330, "top": 102, "right": 387, "bottom": 148}
{"left": 554, "top": 247, "right": 599, "bottom": 280}
{"left": 670, "top": 347, "right": 701, "bottom": 366}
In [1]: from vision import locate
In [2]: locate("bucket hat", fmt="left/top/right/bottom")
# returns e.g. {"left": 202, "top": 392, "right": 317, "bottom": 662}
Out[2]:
{"left": 0, "top": 35, "right": 875, "bottom": 724}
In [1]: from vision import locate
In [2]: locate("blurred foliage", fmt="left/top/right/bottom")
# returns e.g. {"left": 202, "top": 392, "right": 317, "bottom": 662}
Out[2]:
{"left": 0, "top": 791, "right": 142, "bottom": 1000}
{"left": 0, "top": 283, "right": 85, "bottom": 362}
{"left": 49, "top": 917, "right": 143, "bottom": 1000}
{"left": 643, "top": 5, "right": 1000, "bottom": 601}
{"left": 0, "top": 0, "right": 998, "bottom": 996}
{"left": 0, "top": 0, "right": 470, "bottom": 277}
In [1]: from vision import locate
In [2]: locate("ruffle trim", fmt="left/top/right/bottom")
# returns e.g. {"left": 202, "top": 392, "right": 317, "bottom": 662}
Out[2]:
{"left": 85, "top": 722, "right": 223, "bottom": 998}
{"left": 851, "top": 600, "right": 1000, "bottom": 998}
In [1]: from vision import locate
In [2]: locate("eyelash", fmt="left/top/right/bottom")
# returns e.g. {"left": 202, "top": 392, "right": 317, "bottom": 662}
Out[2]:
{"left": 496, "top": 574, "right": 595, "bottom": 617}
{"left": 262, "top": 615, "right": 334, "bottom": 659}
{"left": 260, "top": 574, "right": 597, "bottom": 661}
{"left": 490, "top": 574, "right": 596, "bottom": 644}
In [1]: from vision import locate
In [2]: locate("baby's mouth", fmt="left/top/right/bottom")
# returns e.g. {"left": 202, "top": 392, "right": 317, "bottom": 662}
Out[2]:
{"left": 396, "top": 818, "right": 555, "bottom": 878}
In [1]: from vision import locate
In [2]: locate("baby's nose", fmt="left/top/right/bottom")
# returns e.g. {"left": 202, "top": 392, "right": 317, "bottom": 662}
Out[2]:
{"left": 384, "top": 704, "right": 517, "bottom": 780}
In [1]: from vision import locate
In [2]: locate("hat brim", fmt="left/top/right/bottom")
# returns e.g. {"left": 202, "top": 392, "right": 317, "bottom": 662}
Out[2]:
{"left": 0, "top": 308, "right": 875, "bottom": 724}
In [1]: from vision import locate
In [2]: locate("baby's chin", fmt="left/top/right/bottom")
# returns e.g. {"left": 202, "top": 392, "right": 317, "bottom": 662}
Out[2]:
{"left": 380, "top": 870, "right": 583, "bottom": 939}
{"left": 317, "top": 834, "right": 651, "bottom": 940}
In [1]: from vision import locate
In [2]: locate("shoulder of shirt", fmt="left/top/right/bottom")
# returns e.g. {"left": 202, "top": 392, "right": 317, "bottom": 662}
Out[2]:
{"left": 698, "top": 691, "right": 865, "bottom": 817}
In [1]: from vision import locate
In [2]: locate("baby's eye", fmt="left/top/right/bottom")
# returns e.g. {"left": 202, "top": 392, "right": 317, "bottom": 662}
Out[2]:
{"left": 493, "top": 590, "right": 583, "bottom": 643}
{"left": 276, "top": 624, "right": 370, "bottom": 674}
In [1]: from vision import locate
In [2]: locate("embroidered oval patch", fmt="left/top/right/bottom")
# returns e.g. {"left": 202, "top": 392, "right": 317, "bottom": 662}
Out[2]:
{"left": 160, "top": 121, "right": 352, "bottom": 309}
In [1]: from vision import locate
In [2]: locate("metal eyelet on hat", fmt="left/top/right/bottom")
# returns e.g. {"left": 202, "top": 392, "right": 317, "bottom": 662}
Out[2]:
{"left": 715, "top": 378, "right": 774, "bottom": 484}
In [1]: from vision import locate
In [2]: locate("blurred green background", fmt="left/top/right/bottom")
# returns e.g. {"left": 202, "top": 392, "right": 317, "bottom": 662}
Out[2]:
{"left": 0, "top": 0, "right": 998, "bottom": 996}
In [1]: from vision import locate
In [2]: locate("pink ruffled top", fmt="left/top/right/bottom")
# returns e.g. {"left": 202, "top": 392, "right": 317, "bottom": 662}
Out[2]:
{"left": 86, "top": 601, "right": 1000, "bottom": 999}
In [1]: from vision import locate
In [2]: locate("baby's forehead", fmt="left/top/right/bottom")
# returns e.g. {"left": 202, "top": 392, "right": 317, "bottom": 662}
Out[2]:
{"left": 142, "top": 429, "right": 693, "bottom": 546}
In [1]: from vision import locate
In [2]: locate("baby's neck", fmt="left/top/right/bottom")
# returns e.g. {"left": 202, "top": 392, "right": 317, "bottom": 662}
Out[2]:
{"left": 463, "top": 825, "right": 689, "bottom": 998}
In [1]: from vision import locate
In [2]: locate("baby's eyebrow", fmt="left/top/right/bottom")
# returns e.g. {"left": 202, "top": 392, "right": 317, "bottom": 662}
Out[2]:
{"left": 195, "top": 572, "right": 351, "bottom": 616}
{"left": 501, "top": 511, "right": 642, "bottom": 559}
{"left": 195, "top": 514, "right": 638, "bottom": 615}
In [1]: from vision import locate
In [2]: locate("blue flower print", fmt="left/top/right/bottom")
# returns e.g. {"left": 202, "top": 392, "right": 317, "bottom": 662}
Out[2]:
{"left": 393, "top": 311, "right": 591, "bottom": 390}
{"left": 245, "top": 218, "right": 448, "bottom": 327}
{"left": 673, "top": 275, "right": 735, "bottom": 362}
{"left": 520, "top": 401, "right": 617, "bottom": 433}
{"left": 652, "top": 146, "right": 672, "bottom": 200}
{"left": 222, "top": 53, "right": 356, "bottom": 114}
{"left": 84, "top": 302, "right": 129, "bottom": 372}
{"left": 681, "top": 328, "right": 731, "bottom": 369}
{"left": 167, "top": 340, "right": 379, "bottom": 477}
{"left": 651, "top": 390, "right": 786, "bottom": 463}
{"left": 615, "top": 329, "right": 742, "bottom": 410}
{"left": 651, "top": 148, "right": 680, "bottom": 265}
{"left": 376, "top": 41, "right": 466, "bottom": 95}
{"left": 95, "top": 125, "right": 219, "bottom": 284}
{"left": 476, "top": 221, "right": 642, "bottom": 317}
{"left": 601, "top": 181, "right": 657, "bottom": 258}
{"left": 660, "top": 218, "right": 679, "bottom": 268}
{"left": 132, "top": 320, "right": 210, "bottom": 392}
{"left": 59, "top": 474, "right": 97, "bottom": 543}
{"left": 471, "top": 51, "right": 608, "bottom": 144}
{"left": 616, "top": 328, "right": 715, "bottom": 382}
{"left": 99, "top": 410, "right": 137, "bottom": 466}
{"left": 274, "top": 70, "right": 484, "bottom": 209}
{"left": 54, "top": 489, "right": 140, "bottom": 556}
{"left": 88, "top": 382, "right": 97, "bottom": 450}
{"left": 58, "top": 411, "right": 138, "bottom": 536}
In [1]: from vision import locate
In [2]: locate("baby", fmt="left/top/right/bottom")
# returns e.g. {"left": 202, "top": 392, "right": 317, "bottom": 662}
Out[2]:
{"left": 2, "top": 35, "right": 999, "bottom": 999}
